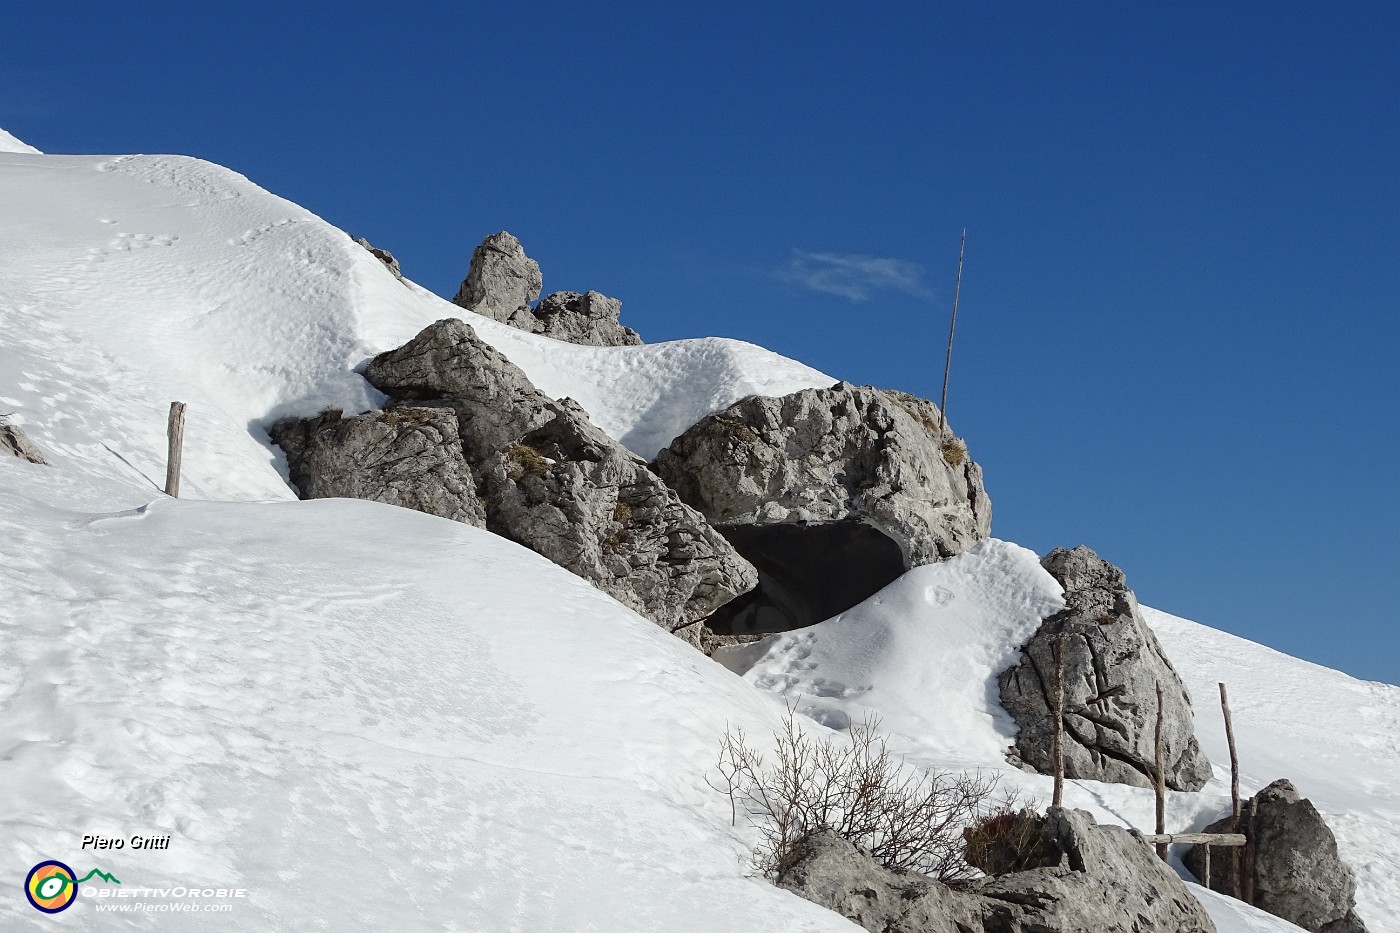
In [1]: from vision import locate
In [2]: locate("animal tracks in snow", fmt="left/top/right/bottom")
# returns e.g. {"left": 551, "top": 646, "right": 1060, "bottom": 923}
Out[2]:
{"left": 230, "top": 217, "right": 304, "bottom": 247}
{"left": 78, "top": 231, "right": 180, "bottom": 269}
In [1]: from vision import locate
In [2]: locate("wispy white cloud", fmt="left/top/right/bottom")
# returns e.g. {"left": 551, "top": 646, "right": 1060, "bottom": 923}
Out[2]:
{"left": 777, "top": 249, "right": 932, "bottom": 303}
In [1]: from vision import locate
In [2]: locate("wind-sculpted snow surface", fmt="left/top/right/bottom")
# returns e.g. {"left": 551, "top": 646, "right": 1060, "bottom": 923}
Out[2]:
{"left": 719, "top": 540, "right": 1066, "bottom": 768}
{"left": 0, "top": 146, "right": 830, "bottom": 511}
{"left": 0, "top": 470, "right": 854, "bottom": 932}
{"left": 0, "top": 126, "right": 40, "bottom": 153}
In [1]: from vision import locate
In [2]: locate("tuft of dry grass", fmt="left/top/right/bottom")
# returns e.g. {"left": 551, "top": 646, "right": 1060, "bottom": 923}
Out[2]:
{"left": 940, "top": 435, "right": 968, "bottom": 467}
{"left": 602, "top": 499, "right": 633, "bottom": 550}
{"left": 713, "top": 416, "right": 759, "bottom": 445}
{"left": 506, "top": 443, "right": 554, "bottom": 480}
{"left": 376, "top": 407, "right": 439, "bottom": 428}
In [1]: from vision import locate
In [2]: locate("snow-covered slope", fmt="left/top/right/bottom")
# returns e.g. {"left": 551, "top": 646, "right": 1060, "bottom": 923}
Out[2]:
{"left": 723, "top": 545, "right": 1400, "bottom": 931}
{"left": 0, "top": 144, "right": 830, "bottom": 509}
{"left": 2, "top": 129, "right": 1392, "bottom": 932}
{"left": 0, "top": 466, "right": 856, "bottom": 931}
{"left": 0, "top": 127, "right": 40, "bottom": 154}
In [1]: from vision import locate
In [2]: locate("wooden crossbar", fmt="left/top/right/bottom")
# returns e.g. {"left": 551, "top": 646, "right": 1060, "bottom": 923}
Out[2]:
{"left": 1138, "top": 832, "right": 1246, "bottom": 846}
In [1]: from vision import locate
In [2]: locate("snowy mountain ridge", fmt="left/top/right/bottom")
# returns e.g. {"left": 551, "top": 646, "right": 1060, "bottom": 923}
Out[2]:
{"left": 2, "top": 127, "right": 1396, "bottom": 932}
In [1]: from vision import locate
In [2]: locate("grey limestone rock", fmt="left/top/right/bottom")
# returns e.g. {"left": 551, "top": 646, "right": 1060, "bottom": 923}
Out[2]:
{"left": 651, "top": 383, "right": 990, "bottom": 633}
{"left": 776, "top": 832, "right": 966, "bottom": 933}
{"left": 1184, "top": 779, "right": 1368, "bottom": 933}
{"left": 1, "top": 418, "right": 47, "bottom": 464}
{"left": 451, "top": 233, "right": 643, "bottom": 346}
{"left": 452, "top": 231, "right": 543, "bottom": 323}
{"left": 269, "top": 406, "right": 485, "bottom": 527}
{"left": 353, "top": 236, "right": 404, "bottom": 282}
{"left": 779, "top": 808, "right": 1216, "bottom": 933}
{"left": 529, "top": 290, "right": 642, "bottom": 346}
{"left": 999, "top": 546, "right": 1212, "bottom": 791}
{"left": 654, "top": 383, "right": 990, "bottom": 564}
{"left": 361, "top": 318, "right": 756, "bottom": 631}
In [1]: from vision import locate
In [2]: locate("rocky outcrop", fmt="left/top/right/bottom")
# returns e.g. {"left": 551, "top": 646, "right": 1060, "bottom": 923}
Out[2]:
{"left": 528, "top": 290, "right": 642, "bottom": 346}
{"left": 452, "top": 231, "right": 544, "bottom": 323}
{"left": 1, "top": 418, "right": 46, "bottom": 464}
{"left": 779, "top": 808, "right": 1216, "bottom": 933}
{"left": 999, "top": 546, "right": 1211, "bottom": 791}
{"left": 1185, "top": 779, "right": 1368, "bottom": 933}
{"left": 651, "top": 384, "right": 991, "bottom": 633}
{"left": 451, "top": 232, "right": 642, "bottom": 346}
{"left": 270, "top": 406, "right": 485, "bottom": 527}
{"left": 777, "top": 832, "right": 968, "bottom": 933}
{"left": 353, "top": 236, "right": 404, "bottom": 282}
{"left": 357, "top": 318, "right": 755, "bottom": 631}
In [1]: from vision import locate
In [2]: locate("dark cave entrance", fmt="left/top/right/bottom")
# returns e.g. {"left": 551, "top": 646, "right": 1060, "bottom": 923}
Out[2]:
{"left": 705, "top": 521, "right": 907, "bottom": 635}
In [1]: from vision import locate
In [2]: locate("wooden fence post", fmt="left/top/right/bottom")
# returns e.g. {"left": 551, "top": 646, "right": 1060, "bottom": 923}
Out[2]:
{"left": 1202, "top": 843, "right": 1212, "bottom": 891}
{"left": 1154, "top": 683, "right": 1168, "bottom": 861}
{"left": 165, "top": 402, "right": 186, "bottom": 498}
{"left": 1220, "top": 682, "right": 1242, "bottom": 898}
{"left": 1052, "top": 634, "right": 1065, "bottom": 808}
{"left": 1242, "top": 794, "right": 1258, "bottom": 905}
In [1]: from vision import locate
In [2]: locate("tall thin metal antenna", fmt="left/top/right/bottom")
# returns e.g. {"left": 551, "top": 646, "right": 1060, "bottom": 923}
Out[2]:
{"left": 937, "top": 228, "right": 966, "bottom": 437}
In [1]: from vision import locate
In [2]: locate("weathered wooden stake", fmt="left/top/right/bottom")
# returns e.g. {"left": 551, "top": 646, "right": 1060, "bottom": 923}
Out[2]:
{"left": 1219, "top": 682, "right": 1242, "bottom": 898}
{"left": 937, "top": 228, "right": 966, "bottom": 438}
{"left": 1203, "top": 843, "right": 1212, "bottom": 891}
{"left": 1154, "top": 683, "right": 1167, "bottom": 861}
{"left": 1052, "top": 634, "right": 1065, "bottom": 808}
{"left": 164, "top": 402, "right": 186, "bottom": 498}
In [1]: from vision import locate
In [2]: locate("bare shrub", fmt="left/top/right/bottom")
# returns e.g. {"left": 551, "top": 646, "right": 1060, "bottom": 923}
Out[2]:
{"left": 710, "top": 705, "right": 1009, "bottom": 881}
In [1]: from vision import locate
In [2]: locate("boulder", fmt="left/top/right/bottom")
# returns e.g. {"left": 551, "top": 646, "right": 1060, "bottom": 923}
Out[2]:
{"left": 776, "top": 832, "right": 966, "bottom": 933}
{"left": 269, "top": 406, "right": 485, "bottom": 527}
{"left": 999, "top": 546, "right": 1212, "bottom": 791}
{"left": 1, "top": 418, "right": 46, "bottom": 464}
{"left": 651, "top": 384, "right": 991, "bottom": 633}
{"left": 452, "top": 231, "right": 543, "bottom": 323}
{"left": 779, "top": 808, "right": 1216, "bottom": 933}
{"left": 360, "top": 318, "right": 756, "bottom": 631}
{"left": 451, "top": 233, "right": 643, "bottom": 346}
{"left": 529, "top": 290, "right": 642, "bottom": 346}
{"left": 352, "top": 236, "right": 404, "bottom": 282}
{"left": 1184, "top": 779, "right": 1368, "bottom": 933}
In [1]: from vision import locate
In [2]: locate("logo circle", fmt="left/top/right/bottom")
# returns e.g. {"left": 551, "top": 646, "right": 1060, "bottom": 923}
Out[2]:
{"left": 25, "top": 860, "right": 77, "bottom": 913}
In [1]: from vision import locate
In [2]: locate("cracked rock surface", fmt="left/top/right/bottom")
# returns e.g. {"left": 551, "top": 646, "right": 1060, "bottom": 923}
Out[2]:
{"left": 1185, "top": 779, "right": 1369, "bottom": 933}
{"left": 779, "top": 807, "right": 1216, "bottom": 933}
{"left": 653, "top": 383, "right": 990, "bottom": 565}
{"left": 451, "top": 232, "right": 641, "bottom": 346}
{"left": 651, "top": 383, "right": 990, "bottom": 632}
{"left": 353, "top": 317, "right": 755, "bottom": 632}
{"left": 270, "top": 406, "right": 485, "bottom": 527}
{"left": 452, "top": 231, "right": 543, "bottom": 324}
{"left": 527, "top": 290, "right": 642, "bottom": 346}
{"left": 1, "top": 418, "right": 47, "bottom": 464}
{"left": 999, "top": 546, "right": 1212, "bottom": 791}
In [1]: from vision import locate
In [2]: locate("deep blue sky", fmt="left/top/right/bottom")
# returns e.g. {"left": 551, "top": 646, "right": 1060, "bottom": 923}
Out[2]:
{"left": 4, "top": 3, "right": 1397, "bottom": 684}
